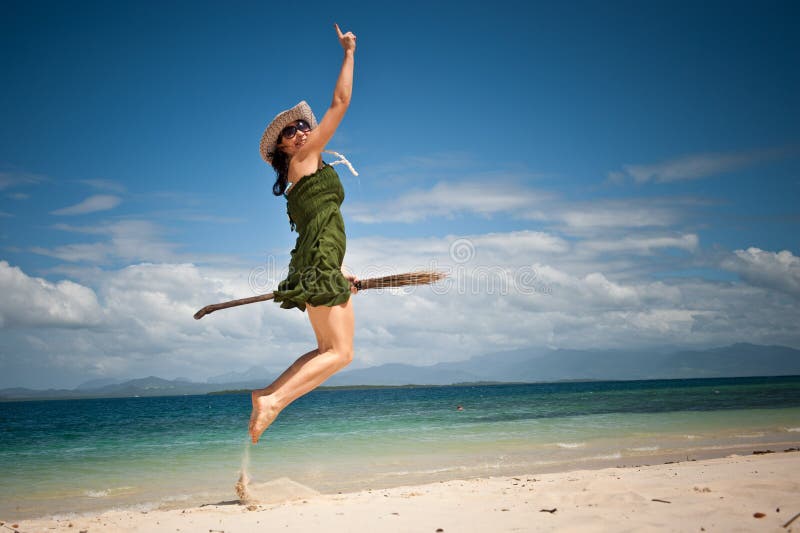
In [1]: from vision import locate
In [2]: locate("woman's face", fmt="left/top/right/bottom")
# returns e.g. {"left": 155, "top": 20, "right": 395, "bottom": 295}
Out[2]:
{"left": 278, "top": 119, "right": 312, "bottom": 156}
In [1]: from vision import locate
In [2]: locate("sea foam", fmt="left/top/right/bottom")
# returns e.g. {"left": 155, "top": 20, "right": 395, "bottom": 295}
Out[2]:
{"left": 555, "top": 442, "right": 586, "bottom": 449}
{"left": 627, "top": 446, "right": 660, "bottom": 452}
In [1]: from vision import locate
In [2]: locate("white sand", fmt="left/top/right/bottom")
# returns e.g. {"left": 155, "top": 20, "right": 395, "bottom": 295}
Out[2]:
{"left": 8, "top": 451, "right": 800, "bottom": 532}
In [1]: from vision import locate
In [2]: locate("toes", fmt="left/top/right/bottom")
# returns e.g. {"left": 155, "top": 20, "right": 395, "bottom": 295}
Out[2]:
{"left": 250, "top": 423, "right": 262, "bottom": 444}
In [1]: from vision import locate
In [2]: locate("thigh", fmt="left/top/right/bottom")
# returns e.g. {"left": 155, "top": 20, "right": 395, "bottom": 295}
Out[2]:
{"left": 306, "top": 298, "right": 354, "bottom": 353}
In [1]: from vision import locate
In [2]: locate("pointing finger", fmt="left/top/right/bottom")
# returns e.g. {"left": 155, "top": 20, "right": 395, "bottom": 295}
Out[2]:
{"left": 334, "top": 23, "right": 343, "bottom": 38}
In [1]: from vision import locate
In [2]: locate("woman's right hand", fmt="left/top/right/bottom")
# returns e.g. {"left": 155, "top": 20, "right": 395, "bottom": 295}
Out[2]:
{"left": 343, "top": 272, "right": 359, "bottom": 294}
{"left": 335, "top": 23, "right": 356, "bottom": 53}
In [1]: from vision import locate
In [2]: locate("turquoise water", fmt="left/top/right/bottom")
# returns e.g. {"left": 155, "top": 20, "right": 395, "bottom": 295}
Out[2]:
{"left": 1, "top": 376, "right": 799, "bottom": 520}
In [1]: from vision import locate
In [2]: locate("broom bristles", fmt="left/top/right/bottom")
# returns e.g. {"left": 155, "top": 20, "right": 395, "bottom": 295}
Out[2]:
{"left": 356, "top": 271, "right": 447, "bottom": 291}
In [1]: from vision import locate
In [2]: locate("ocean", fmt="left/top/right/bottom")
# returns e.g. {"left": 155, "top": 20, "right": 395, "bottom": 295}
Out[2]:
{"left": 1, "top": 376, "right": 799, "bottom": 520}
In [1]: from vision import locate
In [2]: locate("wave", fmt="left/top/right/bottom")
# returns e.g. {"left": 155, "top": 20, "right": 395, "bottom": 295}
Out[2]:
{"left": 627, "top": 446, "right": 660, "bottom": 452}
{"left": 555, "top": 442, "right": 587, "bottom": 449}
{"left": 379, "top": 466, "right": 468, "bottom": 477}
{"left": 586, "top": 452, "right": 622, "bottom": 461}
{"left": 84, "top": 486, "right": 136, "bottom": 499}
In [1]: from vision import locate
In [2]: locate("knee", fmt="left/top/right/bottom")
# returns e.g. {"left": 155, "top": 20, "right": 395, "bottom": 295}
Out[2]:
{"left": 336, "top": 346, "right": 354, "bottom": 368}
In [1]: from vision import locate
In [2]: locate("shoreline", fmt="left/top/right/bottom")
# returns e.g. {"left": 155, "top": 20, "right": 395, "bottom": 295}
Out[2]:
{"left": 7, "top": 450, "right": 800, "bottom": 532}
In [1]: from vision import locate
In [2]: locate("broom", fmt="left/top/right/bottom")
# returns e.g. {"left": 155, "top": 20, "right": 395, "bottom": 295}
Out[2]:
{"left": 193, "top": 271, "right": 447, "bottom": 320}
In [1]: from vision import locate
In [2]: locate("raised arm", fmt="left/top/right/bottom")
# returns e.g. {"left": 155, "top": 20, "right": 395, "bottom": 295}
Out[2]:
{"left": 295, "top": 24, "right": 356, "bottom": 161}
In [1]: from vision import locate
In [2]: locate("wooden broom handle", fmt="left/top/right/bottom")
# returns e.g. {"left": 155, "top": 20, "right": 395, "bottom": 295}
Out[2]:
{"left": 193, "top": 293, "right": 275, "bottom": 320}
{"left": 193, "top": 272, "right": 447, "bottom": 320}
{"left": 193, "top": 280, "right": 364, "bottom": 320}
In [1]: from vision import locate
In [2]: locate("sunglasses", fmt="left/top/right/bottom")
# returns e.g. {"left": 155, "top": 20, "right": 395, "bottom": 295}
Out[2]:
{"left": 281, "top": 120, "right": 311, "bottom": 139}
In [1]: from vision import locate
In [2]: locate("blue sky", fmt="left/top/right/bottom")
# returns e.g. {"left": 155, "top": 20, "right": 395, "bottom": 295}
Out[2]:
{"left": 1, "top": 0, "right": 799, "bottom": 388}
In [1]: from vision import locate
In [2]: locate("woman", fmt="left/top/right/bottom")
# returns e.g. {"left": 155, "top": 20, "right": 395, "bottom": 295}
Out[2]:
{"left": 249, "top": 23, "right": 358, "bottom": 444}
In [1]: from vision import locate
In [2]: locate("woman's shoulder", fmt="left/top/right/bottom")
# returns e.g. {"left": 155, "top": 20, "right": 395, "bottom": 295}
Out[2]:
{"left": 286, "top": 157, "right": 327, "bottom": 196}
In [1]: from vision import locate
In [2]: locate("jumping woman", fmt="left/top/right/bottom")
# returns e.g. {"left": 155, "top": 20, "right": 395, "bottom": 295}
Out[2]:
{"left": 249, "top": 23, "right": 358, "bottom": 444}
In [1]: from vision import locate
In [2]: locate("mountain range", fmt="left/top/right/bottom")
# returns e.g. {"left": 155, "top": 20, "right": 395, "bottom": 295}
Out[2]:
{"left": 2, "top": 343, "right": 799, "bottom": 400}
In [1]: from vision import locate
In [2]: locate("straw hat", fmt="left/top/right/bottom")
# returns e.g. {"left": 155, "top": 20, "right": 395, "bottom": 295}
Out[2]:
{"left": 259, "top": 101, "right": 319, "bottom": 164}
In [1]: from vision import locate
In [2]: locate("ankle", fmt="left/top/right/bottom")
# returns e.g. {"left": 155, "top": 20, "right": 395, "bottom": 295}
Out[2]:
{"left": 254, "top": 391, "right": 283, "bottom": 411}
{"left": 251, "top": 388, "right": 268, "bottom": 400}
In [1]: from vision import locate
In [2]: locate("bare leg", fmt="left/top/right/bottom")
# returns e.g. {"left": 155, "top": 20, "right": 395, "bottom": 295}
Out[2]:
{"left": 249, "top": 298, "right": 354, "bottom": 444}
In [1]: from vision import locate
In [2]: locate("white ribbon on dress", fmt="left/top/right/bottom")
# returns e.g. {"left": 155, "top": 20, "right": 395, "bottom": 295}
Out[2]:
{"left": 323, "top": 150, "right": 359, "bottom": 176}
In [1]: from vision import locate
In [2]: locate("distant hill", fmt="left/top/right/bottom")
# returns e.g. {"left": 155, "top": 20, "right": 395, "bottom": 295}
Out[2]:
{"left": 206, "top": 365, "right": 276, "bottom": 384}
{"left": 0, "top": 377, "right": 218, "bottom": 401}
{"left": 325, "top": 362, "right": 480, "bottom": 386}
{"left": 2, "top": 343, "right": 798, "bottom": 400}
{"left": 326, "top": 342, "right": 800, "bottom": 386}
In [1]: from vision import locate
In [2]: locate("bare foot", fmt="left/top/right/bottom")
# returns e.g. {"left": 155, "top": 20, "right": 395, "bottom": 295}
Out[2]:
{"left": 249, "top": 391, "right": 281, "bottom": 444}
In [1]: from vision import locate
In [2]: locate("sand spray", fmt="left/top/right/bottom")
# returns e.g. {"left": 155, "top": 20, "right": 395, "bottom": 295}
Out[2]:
{"left": 233, "top": 439, "right": 321, "bottom": 506}
{"left": 235, "top": 440, "right": 252, "bottom": 503}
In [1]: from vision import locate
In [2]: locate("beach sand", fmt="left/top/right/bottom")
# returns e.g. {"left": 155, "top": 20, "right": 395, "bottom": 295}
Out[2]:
{"left": 7, "top": 451, "right": 800, "bottom": 532}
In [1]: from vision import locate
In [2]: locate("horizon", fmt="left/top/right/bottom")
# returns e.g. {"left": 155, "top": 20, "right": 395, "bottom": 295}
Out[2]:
{"left": 3, "top": 342, "right": 799, "bottom": 398}
{"left": 2, "top": 1, "right": 799, "bottom": 389}
{"left": 6, "top": 373, "right": 800, "bottom": 398}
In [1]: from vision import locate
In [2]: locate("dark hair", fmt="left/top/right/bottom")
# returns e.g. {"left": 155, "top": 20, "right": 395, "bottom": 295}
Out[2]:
{"left": 270, "top": 146, "right": 290, "bottom": 196}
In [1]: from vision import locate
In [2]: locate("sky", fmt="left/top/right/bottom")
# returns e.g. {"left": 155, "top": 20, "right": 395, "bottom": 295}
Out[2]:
{"left": 1, "top": 0, "right": 799, "bottom": 389}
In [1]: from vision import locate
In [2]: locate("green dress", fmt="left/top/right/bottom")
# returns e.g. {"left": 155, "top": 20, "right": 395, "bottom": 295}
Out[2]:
{"left": 273, "top": 163, "right": 351, "bottom": 312}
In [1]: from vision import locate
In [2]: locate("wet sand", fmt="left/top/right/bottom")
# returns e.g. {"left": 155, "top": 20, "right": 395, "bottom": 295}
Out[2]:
{"left": 7, "top": 450, "right": 800, "bottom": 532}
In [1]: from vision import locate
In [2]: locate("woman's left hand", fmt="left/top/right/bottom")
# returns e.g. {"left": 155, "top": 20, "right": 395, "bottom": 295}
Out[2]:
{"left": 343, "top": 272, "right": 359, "bottom": 294}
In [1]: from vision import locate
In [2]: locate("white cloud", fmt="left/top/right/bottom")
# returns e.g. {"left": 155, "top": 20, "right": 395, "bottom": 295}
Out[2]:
{"left": 342, "top": 231, "right": 569, "bottom": 283}
{"left": 555, "top": 203, "right": 680, "bottom": 229}
{"left": 361, "top": 151, "right": 483, "bottom": 183}
{"left": 525, "top": 264, "right": 682, "bottom": 310}
{"left": 0, "top": 171, "right": 46, "bottom": 191}
{"left": 617, "top": 145, "right": 795, "bottom": 184}
{"left": 50, "top": 223, "right": 108, "bottom": 235}
{"left": 32, "top": 220, "right": 179, "bottom": 264}
{"left": 347, "top": 178, "right": 693, "bottom": 236}
{"left": 623, "top": 152, "right": 754, "bottom": 183}
{"left": 577, "top": 234, "right": 699, "bottom": 255}
{"left": 0, "top": 260, "right": 308, "bottom": 386}
{"left": 0, "top": 261, "right": 102, "bottom": 328}
{"left": 346, "top": 181, "right": 549, "bottom": 223}
{"left": 79, "top": 179, "right": 126, "bottom": 193}
{"left": 51, "top": 194, "right": 122, "bottom": 215}
{"left": 721, "top": 247, "right": 800, "bottom": 297}
{"left": 3, "top": 232, "right": 800, "bottom": 389}
{"left": 471, "top": 231, "right": 571, "bottom": 256}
